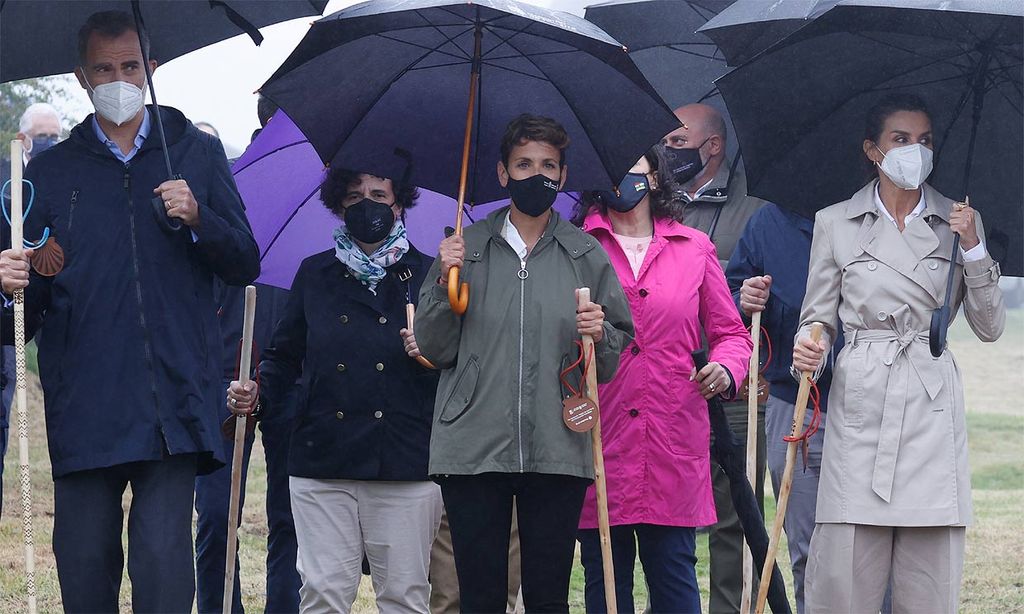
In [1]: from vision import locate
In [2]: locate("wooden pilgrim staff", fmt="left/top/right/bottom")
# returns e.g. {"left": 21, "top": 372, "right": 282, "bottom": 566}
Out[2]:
{"left": 577, "top": 287, "right": 617, "bottom": 614}
{"left": 223, "top": 285, "right": 257, "bottom": 614}
{"left": 740, "top": 310, "right": 762, "bottom": 614}
{"left": 755, "top": 322, "right": 823, "bottom": 614}
{"left": 9, "top": 141, "right": 37, "bottom": 614}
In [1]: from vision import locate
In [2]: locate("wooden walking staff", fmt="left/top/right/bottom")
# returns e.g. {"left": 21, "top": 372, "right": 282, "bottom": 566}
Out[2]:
{"left": 8, "top": 141, "right": 37, "bottom": 614}
{"left": 577, "top": 287, "right": 617, "bottom": 614}
{"left": 755, "top": 322, "right": 823, "bottom": 614}
{"left": 445, "top": 22, "right": 483, "bottom": 315}
{"left": 740, "top": 310, "right": 761, "bottom": 614}
{"left": 223, "top": 285, "right": 257, "bottom": 614}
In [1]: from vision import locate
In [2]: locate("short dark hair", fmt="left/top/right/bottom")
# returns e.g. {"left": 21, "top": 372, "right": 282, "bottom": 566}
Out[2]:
{"left": 320, "top": 168, "right": 419, "bottom": 219}
{"left": 500, "top": 114, "right": 570, "bottom": 168}
{"left": 864, "top": 93, "right": 931, "bottom": 143}
{"left": 257, "top": 95, "right": 278, "bottom": 128}
{"left": 78, "top": 11, "right": 150, "bottom": 62}
{"left": 571, "top": 147, "right": 684, "bottom": 225}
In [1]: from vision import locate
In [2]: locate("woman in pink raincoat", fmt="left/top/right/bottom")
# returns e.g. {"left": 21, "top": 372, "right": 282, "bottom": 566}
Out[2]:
{"left": 573, "top": 148, "right": 752, "bottom": 613}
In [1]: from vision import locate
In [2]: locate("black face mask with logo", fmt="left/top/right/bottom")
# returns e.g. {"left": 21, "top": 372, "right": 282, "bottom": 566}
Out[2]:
{"left": 662, "top": 137, "right": 710, "bottom": 185}
{"left": 344, "top": 198, "right": 395, "bottom": 243}
{"left": 600, "top": 172, "right": 650, "bottom": 213}
{"left": 507, "top": 173, "right": 560, "bottom": 217}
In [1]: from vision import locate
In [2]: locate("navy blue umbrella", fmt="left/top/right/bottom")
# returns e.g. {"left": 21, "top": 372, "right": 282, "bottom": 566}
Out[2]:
{"left": 714, "top": 0, "right": 1022, "bottom": 353}
{"left": 693, "top": 349, "right": 793, "bottom": 614}
{"left": 260, "top": 0, "right": 680, "bottom": 314}
{"left": 698, "top": 0, "right": 841, "bottom": 66}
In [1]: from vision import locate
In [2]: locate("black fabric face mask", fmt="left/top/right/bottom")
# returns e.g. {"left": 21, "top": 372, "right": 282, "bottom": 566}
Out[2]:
{"left": 663, "top": 137, "right": 709, "bottom": 185}
{"left": 29, "top": 135, "right": 58, "bottom": 156}
{"left": 344, "top": 198, "right": 395, "bottom": 243}
{"left": 507, "top": 172, "right": 560, "bottom": 217}
{"left": 601, "top": 172, "right": 650, "bottom": 213}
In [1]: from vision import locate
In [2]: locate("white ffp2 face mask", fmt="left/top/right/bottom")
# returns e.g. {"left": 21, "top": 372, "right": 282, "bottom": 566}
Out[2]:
{"left": 81, "top": 71, "right": 146, "bottom": 126}
{"left": 876, "top": 143, "right": 933, "bottom": 190}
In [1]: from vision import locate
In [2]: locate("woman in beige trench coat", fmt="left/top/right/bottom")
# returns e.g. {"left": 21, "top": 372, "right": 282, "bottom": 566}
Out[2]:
{"left": 792, "top": 93, "right": 1005, "bottom": 613}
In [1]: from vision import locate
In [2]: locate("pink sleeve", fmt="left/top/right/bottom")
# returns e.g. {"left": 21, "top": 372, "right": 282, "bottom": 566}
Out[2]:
{"left": 698, "top": 240, "right": 753, "bottom": 396}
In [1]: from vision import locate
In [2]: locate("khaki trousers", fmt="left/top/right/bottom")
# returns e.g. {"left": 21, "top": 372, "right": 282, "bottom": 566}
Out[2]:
{"left": 805, "top": 523, "right": 965, "bottom": 614}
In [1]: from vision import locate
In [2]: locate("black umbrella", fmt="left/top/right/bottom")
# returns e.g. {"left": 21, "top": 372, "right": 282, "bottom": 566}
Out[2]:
{"left": 1, "top": 0, "right": 328, "bottom": 230}
{"left": 697, "top": 0, "right": 841, "bottom": 66}
{"left": 584, "top": 0, "right": 742, "bottom": 159}
{"left": 714, "top": 0, "right": 1023, "bottom": 354}
{"left": 259, "top": 0, "right": 680, "bottom": 314}
{"left": 692, "top": 349, "right": 792, "bottom": 614}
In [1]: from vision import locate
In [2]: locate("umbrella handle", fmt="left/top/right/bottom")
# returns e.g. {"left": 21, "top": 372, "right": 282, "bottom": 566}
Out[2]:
{"left": 447, "top": 267, "right": 469, "bottom": 315}
{"left": 405, "top": 303, "right": 436, "bottom": 369}
{"left": 756, "top": 322, "right": 823, "bottom": 614}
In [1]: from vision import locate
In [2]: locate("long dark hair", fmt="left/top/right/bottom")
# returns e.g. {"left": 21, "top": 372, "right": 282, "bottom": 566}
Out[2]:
{"left": 571, "top": 147, "right": 684, "bottom": 226}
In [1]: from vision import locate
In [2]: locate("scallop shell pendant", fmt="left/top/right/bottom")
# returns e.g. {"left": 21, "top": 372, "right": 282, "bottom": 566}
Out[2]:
{"left": 31, "top": 237, "right": 65, "bottom": 277}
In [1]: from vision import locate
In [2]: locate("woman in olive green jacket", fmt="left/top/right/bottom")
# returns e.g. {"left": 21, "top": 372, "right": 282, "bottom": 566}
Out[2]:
{"left": 414, "top": 115, "right": 633, "bottom": 612}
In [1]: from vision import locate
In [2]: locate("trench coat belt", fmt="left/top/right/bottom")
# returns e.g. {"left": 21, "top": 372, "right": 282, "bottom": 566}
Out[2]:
{"left": 846, "top": 327, "right": 945, "bottom": 503}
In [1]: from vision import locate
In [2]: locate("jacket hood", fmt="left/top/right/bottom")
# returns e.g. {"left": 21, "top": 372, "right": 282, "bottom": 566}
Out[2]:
{"left": 67, "top": 105, "right": 195, "bottom": 159}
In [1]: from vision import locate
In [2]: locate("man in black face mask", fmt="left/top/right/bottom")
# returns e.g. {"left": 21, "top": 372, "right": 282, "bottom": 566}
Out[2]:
{"left": 662, "top": 103, "right": 767, "bottom": 614}
{"left": 416, "top": 114, "right": 634, "bottom": 613}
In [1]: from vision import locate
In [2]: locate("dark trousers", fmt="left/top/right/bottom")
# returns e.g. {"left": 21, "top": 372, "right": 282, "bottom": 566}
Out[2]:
{"left": 579, "top": 524, "right": 700, "bottom": 614}
{"left": 195, "top": 383, "right": 301, "bottom": 614}
{"left": 709, "top": 402, "right": 766, "bottom": 613}
{"left": 0, "top": 345, "right": 15, "bottom": 518}
{"left": 439, "top": 472, "right": 590, "bottom": 614}
{"left": 53, "top": 453, "right": 198, "bottom": 613}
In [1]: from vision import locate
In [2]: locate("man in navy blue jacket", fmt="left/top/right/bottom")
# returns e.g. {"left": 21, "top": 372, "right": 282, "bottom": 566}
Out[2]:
{"left": 725, "top": 203, "right": 841, "bottom": 614}
{"left": 0, "top": 11, "right": 259, "bottom": 612}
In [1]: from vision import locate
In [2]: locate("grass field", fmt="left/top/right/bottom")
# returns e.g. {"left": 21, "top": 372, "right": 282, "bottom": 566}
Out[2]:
{"left": 2, "top": 311, "right": 1022, "bottom": 613}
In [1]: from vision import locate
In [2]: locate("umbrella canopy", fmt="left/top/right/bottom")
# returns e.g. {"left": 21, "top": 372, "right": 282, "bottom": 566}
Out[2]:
{"left": 716, "top": 0, "right": 1023, "bottom": 276}
{"left": 698, "top": 0, "right": 841, "bottom": 66}
{"left": 584, "top": 0, "right": 741, "bottom": 158}
{"left": 259, "top": 0, "right": 681, "bottom": 204}
{"left": 234, "top": 111, "right": 578, "bottom": 290}
{"left": 0, "top": 0, "right": 328, "bottom": 82}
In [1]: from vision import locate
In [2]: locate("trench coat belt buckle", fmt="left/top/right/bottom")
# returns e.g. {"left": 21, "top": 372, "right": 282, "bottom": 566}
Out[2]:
{"left": 846, "top": 328, "right": 944, "bottom": 503}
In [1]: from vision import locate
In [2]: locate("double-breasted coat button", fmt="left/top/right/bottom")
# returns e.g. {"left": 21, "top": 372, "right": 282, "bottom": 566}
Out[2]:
{"left": 877, "top": 311, "right": 887, "bottom": 321}
{"left": 376, "top": 362, "right": 385, "bottom": 371}
{"left": 378, "top": 316, "right": 388, "bottom": 324}
{"left": 374, "top": 410, "right": 383, "bottom": 419}
{"left": 867, "top": 262, "right": 878, "bottom": 271}
{"left": 336, "top": 363, "right": 346, "bottom": 372}
{"left": 929, "top": 261, "right": 939, "bottom": 270}
{"left": 639, "top": 288, "right": 649, "bottom": 297}
{"left": 336, "top": 411, "right": 344, "bottom": 420}
{"left": 339, "top": 315, "right": 349, "bottom": 324}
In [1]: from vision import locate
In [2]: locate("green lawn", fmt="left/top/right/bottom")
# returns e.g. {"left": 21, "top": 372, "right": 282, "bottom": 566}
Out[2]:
{"left": 2, "top": 311, "right": 1022, "bottom": 613}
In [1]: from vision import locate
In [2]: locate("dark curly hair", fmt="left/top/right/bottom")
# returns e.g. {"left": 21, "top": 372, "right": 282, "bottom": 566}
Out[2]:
{"left": 571, "top": 146, "right": 684, "bottom": 226}
{"left": 320, "top": 168, "right": 419, "bottom": 220}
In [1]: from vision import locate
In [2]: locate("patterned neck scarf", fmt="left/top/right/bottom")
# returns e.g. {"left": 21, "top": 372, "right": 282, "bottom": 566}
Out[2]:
{"left": 333, "top": 219, "right": 409, "bottom": 294}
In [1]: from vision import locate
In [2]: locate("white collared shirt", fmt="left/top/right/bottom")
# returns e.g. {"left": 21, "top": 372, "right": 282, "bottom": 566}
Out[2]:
{"left": 502, "top": 211, "right": 530, "bottom": 265}
{"left": 873, "top": 185, "right": 986, "bottom": 262}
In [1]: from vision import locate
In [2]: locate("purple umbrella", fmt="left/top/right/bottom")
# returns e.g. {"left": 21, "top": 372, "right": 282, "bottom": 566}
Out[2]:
{"left": 233, "top": 111, "right": 578, "bottom": 290}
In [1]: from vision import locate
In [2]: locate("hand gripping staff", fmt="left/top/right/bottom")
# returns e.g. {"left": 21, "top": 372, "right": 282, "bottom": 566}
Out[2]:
{"left": 577, "top": 287, "right": 617, "bottom": 614}
{"left": 756, "top": 322, "right": 823, "bottom": 614}
{"left": 741, "top": 310, "right": 761, "bottom": 614}
{"left": 9, "top": 141, "right": 37, "bottom": 614}
{"left": 224, "top": 285, "right": 257, "bottom": 613}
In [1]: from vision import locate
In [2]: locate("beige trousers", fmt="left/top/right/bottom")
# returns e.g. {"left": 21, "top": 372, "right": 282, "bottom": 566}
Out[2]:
{"left": 430, "top": 503, "right": 523, "bottom": 614}
{"left": 290, "top": 477, "right": 443, "bottom": 614}
{"left": 805, "top": 523, "right": 965, "bottom": 614}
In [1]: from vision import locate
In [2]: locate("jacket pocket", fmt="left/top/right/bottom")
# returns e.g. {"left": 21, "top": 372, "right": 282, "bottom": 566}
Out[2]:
{"left": 439, "top": 353, "right": 480, "bottom": 424}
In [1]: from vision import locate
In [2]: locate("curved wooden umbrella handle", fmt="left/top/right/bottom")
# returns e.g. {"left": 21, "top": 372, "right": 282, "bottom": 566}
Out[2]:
{"left": 447, "top": 266, "right": 469, "bottom": 315}
{"left": 405, "top": 303, "right": 436, "bottom": 369}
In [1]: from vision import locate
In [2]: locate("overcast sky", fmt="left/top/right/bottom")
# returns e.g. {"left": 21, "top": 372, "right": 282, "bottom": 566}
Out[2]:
{"left": 53, "top": 0, "right": 594, "bottom": 155}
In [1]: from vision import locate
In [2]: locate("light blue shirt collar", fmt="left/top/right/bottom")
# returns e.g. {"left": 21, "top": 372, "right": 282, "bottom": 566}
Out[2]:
{"left": 92, "top": 108, "right": 151, "bottom": 163}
